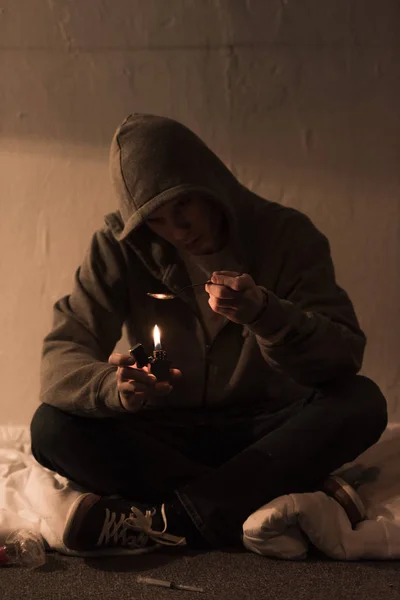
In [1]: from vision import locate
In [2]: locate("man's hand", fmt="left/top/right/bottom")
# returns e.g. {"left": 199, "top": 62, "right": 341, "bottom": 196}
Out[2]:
{"left": 205, "top": 271, "right": 267, "bottom": 325}
{"left": 108, "top": 353, "right": 182, "bottom": 412}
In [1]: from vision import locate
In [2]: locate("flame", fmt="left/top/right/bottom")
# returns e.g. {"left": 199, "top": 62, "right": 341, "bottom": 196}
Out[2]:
{"left": 153, "top": 325, "right": 161, "bottom": 350}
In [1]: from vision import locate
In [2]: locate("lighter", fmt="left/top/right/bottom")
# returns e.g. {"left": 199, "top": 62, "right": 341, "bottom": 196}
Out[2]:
{"left": 129, "top": 343, "right": 150, "bottom": 368}
{"left": 129, "top": 326, "right": 171, "bottom": 382}
{"left": 150, "top": 324, "right": 171, "bottom": 382}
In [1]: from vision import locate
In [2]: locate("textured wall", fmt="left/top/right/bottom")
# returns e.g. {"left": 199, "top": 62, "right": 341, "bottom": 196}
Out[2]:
{"left": 1, "top": 0, "right": 399, "bottom": 424}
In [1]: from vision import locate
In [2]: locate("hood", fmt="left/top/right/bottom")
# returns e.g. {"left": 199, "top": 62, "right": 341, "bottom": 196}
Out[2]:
{"left": 107, "top": 113, "right": 243, "bottom": 241}
{"left": 105, "top": 113, "right": 255, "bottom": 288}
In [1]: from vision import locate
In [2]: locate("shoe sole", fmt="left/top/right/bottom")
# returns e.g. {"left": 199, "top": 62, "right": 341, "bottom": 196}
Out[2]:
{"left": 63, "top": 493, "right": 101, "bottom": 551}
{"left": 59, "top": 544, "right": 161, "bottom": 557}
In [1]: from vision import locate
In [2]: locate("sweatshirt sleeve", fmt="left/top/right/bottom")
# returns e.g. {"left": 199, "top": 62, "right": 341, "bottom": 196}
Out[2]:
{"left": 246, "top": 213, "right": 366, "bottom": 387}
{"left": 39, "top": 228, "right": 130, "bottom": 417}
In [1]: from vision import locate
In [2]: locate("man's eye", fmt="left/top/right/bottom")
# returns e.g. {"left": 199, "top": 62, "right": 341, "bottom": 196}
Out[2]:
{"left": 176, "top": 198, "right": 190, "bottom": 208}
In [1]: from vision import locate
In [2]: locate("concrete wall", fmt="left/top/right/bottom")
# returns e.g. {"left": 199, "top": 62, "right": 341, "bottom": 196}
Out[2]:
{"left": 1, "top": 0, "right": 399, "bottom": 424}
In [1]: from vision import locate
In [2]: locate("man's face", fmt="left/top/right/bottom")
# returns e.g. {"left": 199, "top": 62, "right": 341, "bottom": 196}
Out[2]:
{"left": 145, "top": 195, "right": 228, "bottom": 255}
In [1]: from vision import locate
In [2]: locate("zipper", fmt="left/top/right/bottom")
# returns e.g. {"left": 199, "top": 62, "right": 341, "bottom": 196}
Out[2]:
{"left": 202, "top": 343, "right": 211, "bottom": 410}
{"left": 184, "top": 303, "right": 211, "bottom": 411}
{"left": 180, "top": 292, "right": 229, "bottom": 410}
{"left": 200, "top": 317, "right": 229, "bottom": 410}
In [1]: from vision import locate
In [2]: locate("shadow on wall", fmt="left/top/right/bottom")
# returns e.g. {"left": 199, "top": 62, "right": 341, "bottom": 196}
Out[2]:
{"left": 1, "top": 0, "right": 398, "bottom": 173}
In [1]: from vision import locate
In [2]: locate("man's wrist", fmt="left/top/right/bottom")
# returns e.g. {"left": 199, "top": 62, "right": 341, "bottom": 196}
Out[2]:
{"left": 247, "top": 287, "right": 269, "bottom": 324}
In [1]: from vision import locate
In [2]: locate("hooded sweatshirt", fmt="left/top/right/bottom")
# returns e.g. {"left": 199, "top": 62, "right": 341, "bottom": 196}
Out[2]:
{"left": 177, "top": 243, "right": 242, "bottom": 343}
{"left": 39, "top": 113, "right": 366, "bottom": 418}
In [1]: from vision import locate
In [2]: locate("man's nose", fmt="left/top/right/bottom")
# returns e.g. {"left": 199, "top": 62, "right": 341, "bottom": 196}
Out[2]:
{"left": 172, "top": 228, "right": 191, "bottom": 243}
{"left": 171, "top": 218, "right": 191, "bottom": 241}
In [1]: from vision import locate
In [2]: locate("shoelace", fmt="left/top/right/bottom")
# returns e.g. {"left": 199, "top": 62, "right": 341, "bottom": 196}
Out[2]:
{"left": 97, "top": 508, "right": 152, "bottom": 548}
{"left": 97, "top": 504, "right": 185, "bottom": 548}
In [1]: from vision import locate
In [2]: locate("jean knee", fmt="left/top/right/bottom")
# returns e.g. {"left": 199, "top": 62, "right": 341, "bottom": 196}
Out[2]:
{"left": 30, "top": 403, "right": 71, "bottom": 467}
{"left": 346, "top": 375, "right": 388, "bottom": 443}
{"left": 357, "top": 376, "right": 387, "bottom": 425}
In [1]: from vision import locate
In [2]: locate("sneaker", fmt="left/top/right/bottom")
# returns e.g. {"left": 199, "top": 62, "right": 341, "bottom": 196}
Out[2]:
{"left": 62, "top": 493, "right": 186, "bottom": 554}
{"left": 322, "top": 475, "right": 366, "bottom": 527}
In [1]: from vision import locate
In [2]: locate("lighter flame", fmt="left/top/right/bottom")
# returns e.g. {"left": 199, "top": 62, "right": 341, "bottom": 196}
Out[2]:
{"left": 153, "top": 325, "right": 161, "bottom": 350}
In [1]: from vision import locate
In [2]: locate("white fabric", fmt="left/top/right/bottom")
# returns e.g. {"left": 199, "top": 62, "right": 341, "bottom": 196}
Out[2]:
{"left": 0, "top": 425, "right": 82, "bottom": 554}
{"left": 243, "top": 423, "right": 400, "bottom": 560}
{"left": 2, "top": 424, "right": 400, "bottom": 560}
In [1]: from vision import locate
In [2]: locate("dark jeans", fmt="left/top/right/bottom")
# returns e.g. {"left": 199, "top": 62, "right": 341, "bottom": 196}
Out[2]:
{"left": 30, "top": 375, "right": 387, "bottom": 548}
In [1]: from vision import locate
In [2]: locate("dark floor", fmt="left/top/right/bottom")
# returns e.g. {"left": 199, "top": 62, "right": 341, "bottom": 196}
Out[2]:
{"left": 2, "top": 548, "right": 400, "bottom": 600}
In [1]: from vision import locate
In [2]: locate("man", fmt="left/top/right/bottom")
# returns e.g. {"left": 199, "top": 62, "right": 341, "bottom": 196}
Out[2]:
{"left": 30, "top": 113, "right": 387, "bottom": 553}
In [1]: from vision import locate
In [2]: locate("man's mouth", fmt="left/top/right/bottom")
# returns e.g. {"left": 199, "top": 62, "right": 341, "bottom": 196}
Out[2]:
{"left": 182, "top": 236, "right": 200, "bottom": 249}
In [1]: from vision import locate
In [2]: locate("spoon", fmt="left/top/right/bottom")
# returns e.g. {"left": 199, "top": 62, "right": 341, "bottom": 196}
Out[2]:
{"left": 147, "top": 281, "right": 225, "bottom": 300}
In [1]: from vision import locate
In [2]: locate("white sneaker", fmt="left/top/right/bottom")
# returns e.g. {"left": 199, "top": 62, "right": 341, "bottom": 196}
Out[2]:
{"left": 62, "top": 493, "right": 186, "bottom": 555}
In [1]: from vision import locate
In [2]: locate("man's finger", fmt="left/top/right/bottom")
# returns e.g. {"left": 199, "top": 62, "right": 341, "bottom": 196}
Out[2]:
{"left": 213, "top": 298, "right": 239, "bottom": 309}
{"left": 208, "top": 297, "right": 238, "bottom": 312}
{"left": 210, "top": 271, "right": 241, "bottom": 288}
{"left": 230, "top": 273, "right": 254, "bottom": 292}
{"left": 169, "top": 368, "right": 182, "bottom": 382}
{"left": 208, "top": 301, "right": 239, "bottom": 318}
{"left": 108, "top": 353, "right": 135, "bottom": 366}
{"left": 118, "top": 380, "right": 148, "bottom": 395}
{"left": 212, "top": 270, "right": 242, "bottom": 278}
{"left": 154, "top": 382, "right": 173, "bottom": 396}
{"left": 119, "top": 389, "right": 147, "bottom": 411}
{"left": 205, "top": 283, "right": 239, "bottom": 299}
{"left": 210, "top": 271, "right": 250, "bottom": 292}
{"left": 118, "top": 366, "right": 157, "bottom": 384}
